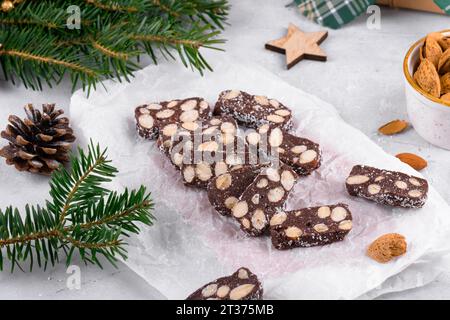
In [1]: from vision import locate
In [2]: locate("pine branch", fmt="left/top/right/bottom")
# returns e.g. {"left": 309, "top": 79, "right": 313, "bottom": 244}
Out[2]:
{"left": 150, "top": 0, "right": 180, "bottom": 17}
{"left": 91, "top": 39, "right": 129, "bottom": 60}
{"left": 0, "top": 0, "right": 229, "bottom": 92}
{"left": 1, "top": 1, "right": 86, "bottom": 31}
{"left": 0, "top": 27, "right": 104, "bottom": 90}
{"left": 149, "top": 0, "right": 229, "bottom": 29}
{"left": 0, "top": 141, "right": 155, "bottom": 272}
{"left": 0, "top": 17, "right": 58, "bottom": 29}
{"left": 132, "top": 18, "right": 225, "bottom": 73}
{"left": 0, "top": 48, "right": 97, "bottom": 75}
{"left": 84, "top": 0, "right": 143, "bottom": 13}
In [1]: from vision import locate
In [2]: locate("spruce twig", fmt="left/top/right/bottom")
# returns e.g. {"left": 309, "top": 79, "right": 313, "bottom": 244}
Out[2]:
{"left": 0, "top": 0, "right": 229, "bottom": 92}
{"left": 0, "top": 141, "right": 155, "bottom": 272}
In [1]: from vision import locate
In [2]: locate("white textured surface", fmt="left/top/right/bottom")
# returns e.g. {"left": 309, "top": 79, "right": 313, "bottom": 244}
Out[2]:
{"left": 1, "top": 1, "right": 450, "bottom": 299}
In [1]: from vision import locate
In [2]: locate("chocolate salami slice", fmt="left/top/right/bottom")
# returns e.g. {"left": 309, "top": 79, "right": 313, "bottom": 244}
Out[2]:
{"left": 246, "top": 124, "right": 321, "bottom": 176}
{"left": 156, "top": 119, "right": 214, "bottom": 155}
{"left": 156, "top": 122, "right": 182, "bottom": 154}
{"left": 214, "top": 90, "right": 293, "bottom": 131}
{"left": 186, "top": 267, "right": 263, "bottom": 300}
{"left": 207, "top": 165, "right": 263, "bottom": 216}
{"left": 345, "top": 165, "right": 428, "bottom": 208}
{"left": 135, "top": 97, "right": 211, "bottom": 140}
{"left": 269, "top": 204, "right": 353, "bottom": 250}
{"left": 231, "top": 163, "right": 298, "bottom": 236}
{"left": 169, "top": 116, "right": 251, "bottom": 188}
{"left": 169, "top": 116, "right": 238, "bottom": 165}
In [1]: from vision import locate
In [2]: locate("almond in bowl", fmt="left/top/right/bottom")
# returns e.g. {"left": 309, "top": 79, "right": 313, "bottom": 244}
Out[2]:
{"left": 414, "top": 32, "right": 450, "bottom": 100}
{"left": 404, "top": 30, "right": 450, "bottom": 150}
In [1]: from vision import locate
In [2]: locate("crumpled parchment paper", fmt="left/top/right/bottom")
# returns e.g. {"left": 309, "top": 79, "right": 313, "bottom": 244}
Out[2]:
{"left": 69, "top": 58, "right": 450, "bottom": 300}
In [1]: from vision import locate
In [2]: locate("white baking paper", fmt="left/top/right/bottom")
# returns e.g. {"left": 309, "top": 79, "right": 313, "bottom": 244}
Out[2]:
{"left": 69, "top": 58, "right": 450, "bottom": 300}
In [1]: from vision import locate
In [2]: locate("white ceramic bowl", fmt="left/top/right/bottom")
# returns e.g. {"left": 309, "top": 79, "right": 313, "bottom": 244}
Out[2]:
{"left": 404, "top": 30, "right": 450, "bottom": 150}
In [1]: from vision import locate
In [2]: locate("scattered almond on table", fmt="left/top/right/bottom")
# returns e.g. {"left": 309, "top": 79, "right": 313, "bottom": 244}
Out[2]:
{"left": 367, "top": 233, "right": 407, "bottom": 264}
{"left": 396, "top": 153, "right": 428, "bottom": 171}
{"left": 415, "top": 32, "right": 450, "bottom": 102}
{"left": 378, "top": 119, "right": 409, "bottom": 135}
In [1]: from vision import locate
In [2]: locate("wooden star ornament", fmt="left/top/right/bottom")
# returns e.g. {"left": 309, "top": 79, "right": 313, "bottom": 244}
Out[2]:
{"left": 265, "top": 23, "right": 328, "bottom": 69}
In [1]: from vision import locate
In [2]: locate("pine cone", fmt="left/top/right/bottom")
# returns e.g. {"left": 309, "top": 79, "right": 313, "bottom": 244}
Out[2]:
{"left": 0, "top": 104, "right": 76, "bottom": 175}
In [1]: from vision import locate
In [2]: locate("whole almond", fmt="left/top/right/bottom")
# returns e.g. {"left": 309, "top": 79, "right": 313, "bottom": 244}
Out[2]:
{"left": 367, "top": 233, "right": 407, "bottom": 263}
{"left": 438, "top": 48, "right": 450, "bottom": 75}
{"left": 427, "top": 32, "right": 443, "bottom": 42}
{"left": 378, "top": 120, "right": 409, "bottom": 135}
{"left": 414, "top": 59, "right": 441, "bottom": 97}
{"left": 425, "top": 37, "right": 443, "bottom": 68}
{"left": 441, "top": 72, "right": 450, "bottom": 95}
{"left": 441, "top": 92, "right": 450, "bottom": 102}
{"left": 438, "top": 37, "right": 450, "bottom": 51}
{"left": 396, "top": 153, "right": 428, "bottom": 171}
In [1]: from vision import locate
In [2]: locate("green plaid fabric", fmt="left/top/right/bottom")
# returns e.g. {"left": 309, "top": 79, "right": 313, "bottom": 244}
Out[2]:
{"left": 294, "top": 0, "right": 450, "bottom": 29}
{"left": 435, "top": 0, "right": 450, "bottom": 14}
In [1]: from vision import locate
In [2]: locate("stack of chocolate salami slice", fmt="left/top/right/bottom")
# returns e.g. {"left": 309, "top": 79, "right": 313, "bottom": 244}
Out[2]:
{"left": 135, "top": 90, "right": 429, "bottom": 300}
